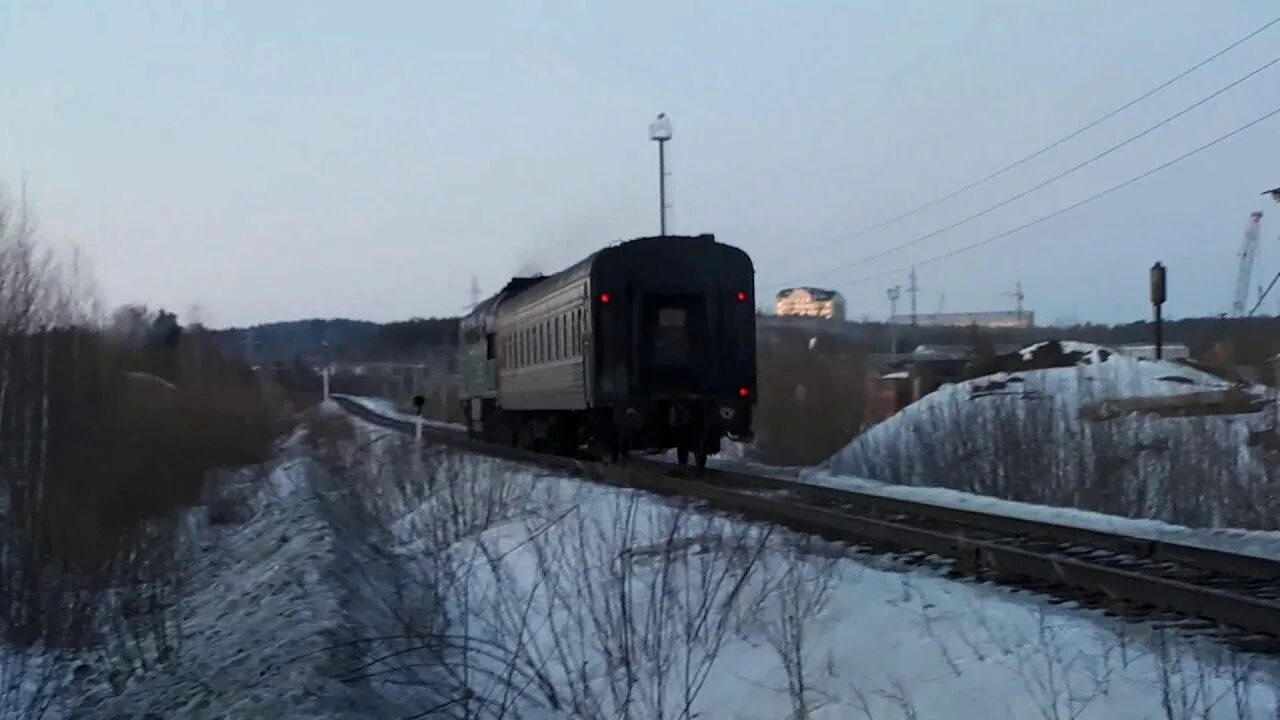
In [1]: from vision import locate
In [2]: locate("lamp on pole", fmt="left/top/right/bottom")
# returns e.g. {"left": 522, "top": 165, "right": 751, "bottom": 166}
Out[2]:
{"left": 649, "top": 113, "right": 672, "bottom": 236}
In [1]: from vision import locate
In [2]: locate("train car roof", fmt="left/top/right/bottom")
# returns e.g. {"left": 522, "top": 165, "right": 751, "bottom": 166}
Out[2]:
{"left": 477, "top": 234, "right": 740, "bottom": 318}
{"left": 465, "top": 275, "right": 549, "bottom": 321}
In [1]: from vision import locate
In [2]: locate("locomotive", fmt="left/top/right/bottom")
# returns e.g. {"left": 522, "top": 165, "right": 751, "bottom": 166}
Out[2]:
{"left": 457, "top": 234, "right": 756, "bottom": 468}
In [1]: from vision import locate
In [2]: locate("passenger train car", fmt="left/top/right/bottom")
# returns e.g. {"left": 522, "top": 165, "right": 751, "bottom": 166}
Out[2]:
{"left": 458, "top": 234, "right": 756, "bottom": 468}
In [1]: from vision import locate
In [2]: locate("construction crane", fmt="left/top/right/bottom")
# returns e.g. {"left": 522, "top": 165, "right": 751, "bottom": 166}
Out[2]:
{"left": 1247, "top": 188, "right": 1280, "bottom": 315}
{"left": 1232, "top": 211, "right": 1263, "bottom": 317}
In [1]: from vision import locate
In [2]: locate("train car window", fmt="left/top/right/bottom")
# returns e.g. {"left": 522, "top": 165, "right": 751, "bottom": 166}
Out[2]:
{"left": 658, "top": 307, "right": 686, "bottom": 327}
{"left": 652, "top": 306, "right": 690, "bottom": 366}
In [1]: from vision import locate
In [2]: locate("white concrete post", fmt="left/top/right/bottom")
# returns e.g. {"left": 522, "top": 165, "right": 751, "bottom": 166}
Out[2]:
{"left": 322, "top": 367, "right": 330, "bottom": 400}
{"left": 415, "top": 416, "right": 423, "bottom": 445}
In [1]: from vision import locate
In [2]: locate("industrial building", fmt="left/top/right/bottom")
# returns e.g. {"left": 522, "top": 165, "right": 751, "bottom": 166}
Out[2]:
{"left": 888, "top": 310, "right": 1034, "bottom": 329}
{"left": 775, "top": 287, "right": 847, "bottom": 321}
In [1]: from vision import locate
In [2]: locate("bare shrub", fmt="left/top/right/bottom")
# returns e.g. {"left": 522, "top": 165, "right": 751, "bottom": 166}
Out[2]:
{"left": 306, "top": 418, "right": 812, "bottom": 719}
{"left": 753, "top": 539, "right": 841, "bottom": 720}
{"left": 835, "top": 364, "right": 1280, "bottom": 530}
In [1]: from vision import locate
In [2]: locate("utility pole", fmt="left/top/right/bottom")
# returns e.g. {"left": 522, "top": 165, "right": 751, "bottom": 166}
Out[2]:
{"left": 886, "top": 285, "right": 901, "bottom": 354}
{"left": 241, "top": 328, "right": 258, "bottom": 366}
{"left": 1003, "top": 281, "right": 1025, "bottom": 323}
{"left": 649, "top": 113, "right": 673, "bottom": 236}
{"left": 907, "top": 268, "right": 919, "bottom": 327}
{"left": 468, "top": 276, "right": 481, "bottom": 311}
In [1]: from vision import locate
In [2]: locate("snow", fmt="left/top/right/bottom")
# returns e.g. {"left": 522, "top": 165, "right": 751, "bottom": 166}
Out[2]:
{"left": 10, "top": 397, "right": 1276, "bottom": 717}
{"left": 313, "top": 415, "right": 1280, "bottom": 718}
{"left": 70, "top": 432, "right": 375, "bottom": 718}
{"left": 800, "top": 467, "right": 1280, "bottom": 560}
{"left": 823, "top": 340, "right": 1280, "bottom": 533}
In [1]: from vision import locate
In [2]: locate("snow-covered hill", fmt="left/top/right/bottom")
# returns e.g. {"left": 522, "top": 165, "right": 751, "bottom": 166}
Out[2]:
{"left": 823, "top": 341, "right": 1280, "bottom": 531}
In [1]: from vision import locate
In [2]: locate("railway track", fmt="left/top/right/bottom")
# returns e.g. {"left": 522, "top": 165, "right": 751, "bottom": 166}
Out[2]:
{"left": 332, "top": 395, "right": 1280, "bottom": 651}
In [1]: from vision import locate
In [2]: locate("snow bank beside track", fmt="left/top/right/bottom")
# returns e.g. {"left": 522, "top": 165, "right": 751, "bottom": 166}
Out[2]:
{"left": 824, "top": 341, "right": 1280, "bottom": 532}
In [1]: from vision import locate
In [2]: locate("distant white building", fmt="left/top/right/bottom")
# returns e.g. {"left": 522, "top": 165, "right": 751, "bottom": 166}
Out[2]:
{"left": 888, "top": 310, "right": 1034, "bottom": 329}
{"left": 1113, "top": 343, "right": 1190, "bottom": 360}
{"left": 775, "top": 287, "right": 846, "bottom": 321}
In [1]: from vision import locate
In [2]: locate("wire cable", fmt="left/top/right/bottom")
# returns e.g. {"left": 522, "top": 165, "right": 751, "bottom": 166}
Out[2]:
{"left": 759, "top": 13, "right": 1280, "bottom": 270}
{"left": 832, "top": 104, "right": 1280, "bottom": 288}
{"left": 764, "top": 52, "right": 1280, "bottom": 290}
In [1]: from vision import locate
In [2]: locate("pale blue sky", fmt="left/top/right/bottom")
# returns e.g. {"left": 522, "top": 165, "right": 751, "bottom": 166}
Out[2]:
{"left": 2, "top": 1, "right": 1278, "bottom": 327}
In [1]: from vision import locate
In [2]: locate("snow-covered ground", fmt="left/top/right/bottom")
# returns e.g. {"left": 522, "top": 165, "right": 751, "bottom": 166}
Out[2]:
{"left": 801, "top": 467, "right": 1280, "bottom": 560}
{"left": 822, "top": 340, "right": 1280, "bottom": 532}
{"left": 67, "top": 422, "right": 377, "bottom": 718}
{"left": 10, "top": 398, "right": 1276, "bottom": 718}
{"left": 351, "top": 410, "right": 1280, "bottom": 719}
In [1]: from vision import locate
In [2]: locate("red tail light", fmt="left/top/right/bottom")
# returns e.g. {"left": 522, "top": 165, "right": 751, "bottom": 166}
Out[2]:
{"left": 738, "top": 387, "right": 750, "bottom": 398}
{"left": 736, "top": 291, "right": 748, "bottom": 302}
{"left": 599, "top": 293, "right": 611, "bottom": 304}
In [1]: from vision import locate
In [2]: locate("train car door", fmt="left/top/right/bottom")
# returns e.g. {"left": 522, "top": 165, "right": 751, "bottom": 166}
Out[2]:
{"left": 639, "top": 293, "right": 706, "bottom": 395}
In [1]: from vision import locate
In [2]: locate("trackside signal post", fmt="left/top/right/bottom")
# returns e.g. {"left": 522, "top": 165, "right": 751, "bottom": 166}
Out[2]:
{"left": 1150, "top": 261, "right": 1167, "bottom": 360}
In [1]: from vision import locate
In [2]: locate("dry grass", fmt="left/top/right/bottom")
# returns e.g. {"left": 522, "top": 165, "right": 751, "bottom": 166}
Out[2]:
{"left": 753, "top": 330, "right": 868, "bottom": 466}
{"left": 0, "top": 192, "right": 288, "bottom": 657}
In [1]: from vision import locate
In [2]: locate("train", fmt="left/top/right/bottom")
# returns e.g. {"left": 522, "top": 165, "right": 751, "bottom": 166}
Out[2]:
{"left": 457, "top": 233, "right": 756, "bottom": 468}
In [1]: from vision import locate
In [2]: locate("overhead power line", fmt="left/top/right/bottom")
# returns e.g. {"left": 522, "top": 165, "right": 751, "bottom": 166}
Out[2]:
{"left": 760, "top": 12, "right": 1280, "bottom": 271}
{"left": 765, "top": 51, "right": 1280, "bottom": 290}
{"left": 835, "top": 104, "right": 1280, "bottom": 288}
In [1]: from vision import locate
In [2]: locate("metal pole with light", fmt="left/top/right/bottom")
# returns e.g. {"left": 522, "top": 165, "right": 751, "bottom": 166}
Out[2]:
{"left": 649, "top": 113, "right": 672, "bottom": 236}
{"left": 1150, "top": 262, "right": 1167, "bottom": 359}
